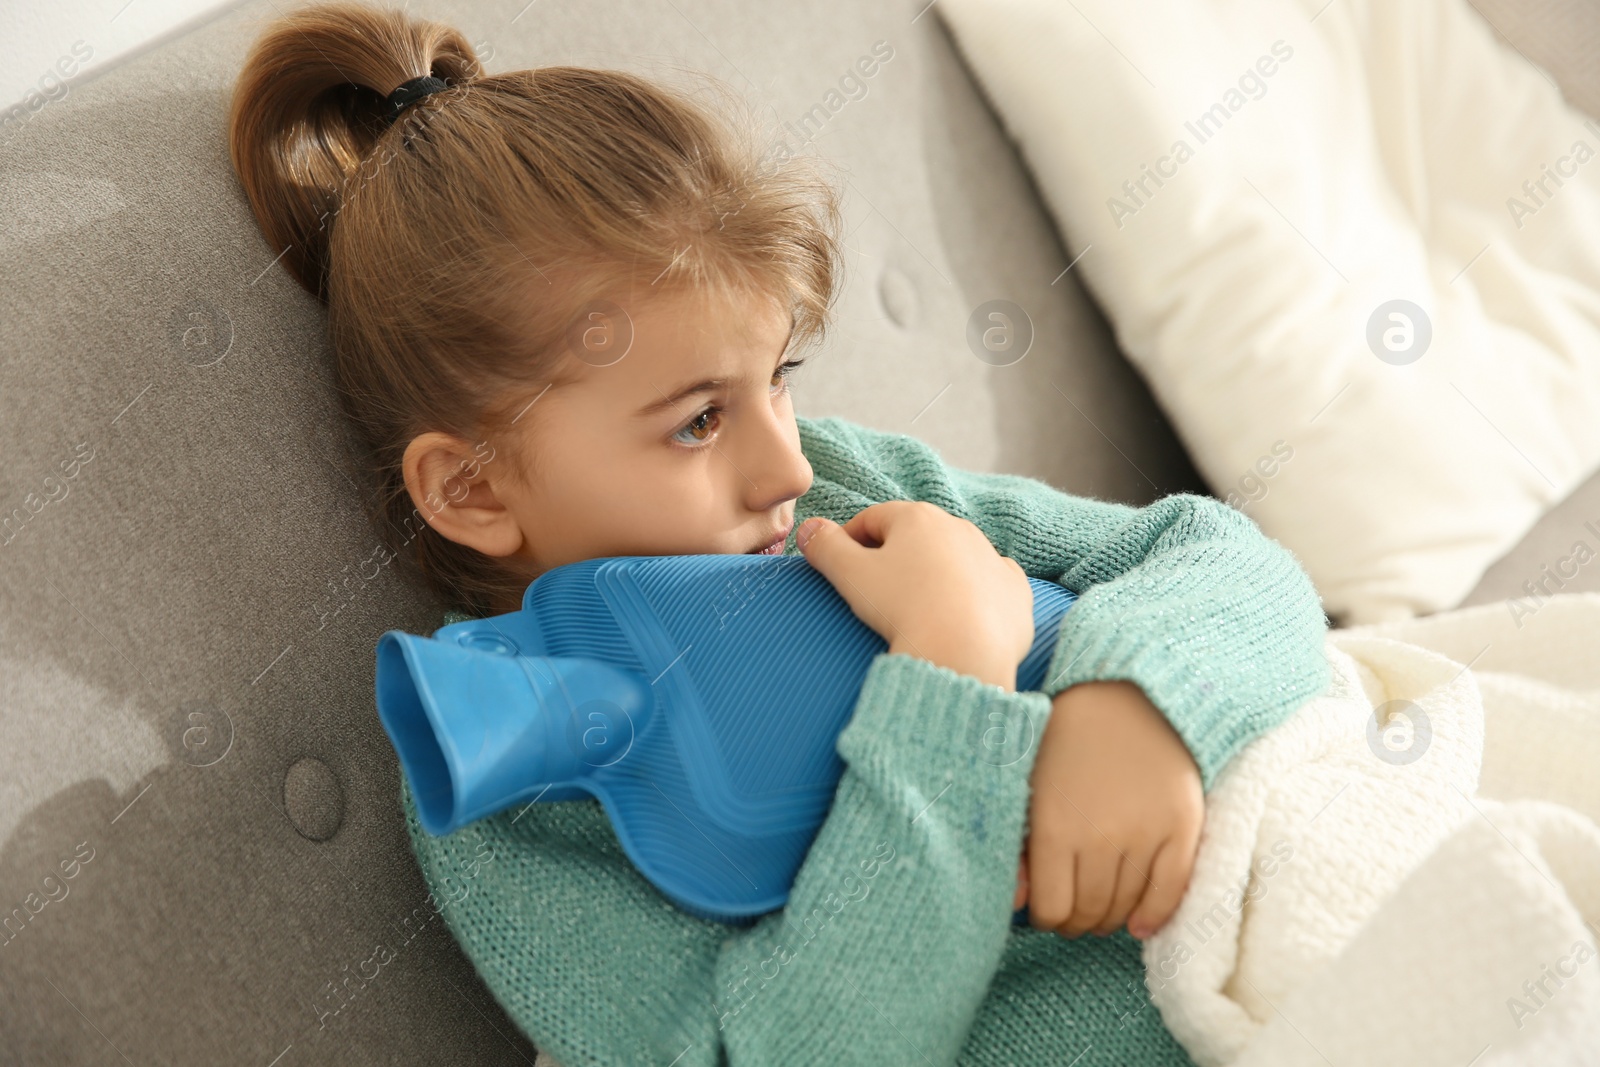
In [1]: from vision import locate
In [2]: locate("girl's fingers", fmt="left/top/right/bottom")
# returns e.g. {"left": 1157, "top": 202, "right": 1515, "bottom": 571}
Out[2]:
{"left": 1126, "top": 834, "right": 1195, "bottom": 940}
{"left": 837, "top": 500, "right": 911, "bottom": 547}
{"left": 1027, "top": 846, "right": 1077, "bottom": 932}
{"left": 1060, "top": 843, "right": 1118, "bottom": 937}
{"left": 1093, "top": 848, "right": 1155, "bottom": 936}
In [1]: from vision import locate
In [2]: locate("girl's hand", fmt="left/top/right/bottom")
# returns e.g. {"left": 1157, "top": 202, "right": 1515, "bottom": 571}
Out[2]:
{"left": 1019, "top": 680, "right": 1204, "bottom": 940}
{"left": 796, "top": 503, "right": 1034, "bottom": 691}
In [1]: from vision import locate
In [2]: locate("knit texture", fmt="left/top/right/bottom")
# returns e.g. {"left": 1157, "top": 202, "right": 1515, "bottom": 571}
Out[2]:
{"left": 400, "top": 414, "right": 1331, "bottom": 1066}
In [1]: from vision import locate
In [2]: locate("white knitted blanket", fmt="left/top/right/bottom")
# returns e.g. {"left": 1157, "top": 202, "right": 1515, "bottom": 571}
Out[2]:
{"left": 1143, "top": 593, "right": 1600, "bottom": 1065}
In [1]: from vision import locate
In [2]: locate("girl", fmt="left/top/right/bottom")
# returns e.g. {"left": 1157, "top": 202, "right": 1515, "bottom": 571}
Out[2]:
{"left": 228, "top": 5, "right": 1330, "bottom": 1065}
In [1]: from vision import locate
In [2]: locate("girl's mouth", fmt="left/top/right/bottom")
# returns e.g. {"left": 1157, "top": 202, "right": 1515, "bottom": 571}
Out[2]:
{"left": 749, "top": 522, "right": 793, "bottom": 555}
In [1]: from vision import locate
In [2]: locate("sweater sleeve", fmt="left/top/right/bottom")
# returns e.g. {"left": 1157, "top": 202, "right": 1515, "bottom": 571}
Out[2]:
{"left": 398, "top": 651, "right": 1053, "bottom": 1067}
{"left": 712, "top": 653, "right": 1051, "bottom": 1064}
{"left": 793, "top": 415, "right": 1331, "bottom": 790}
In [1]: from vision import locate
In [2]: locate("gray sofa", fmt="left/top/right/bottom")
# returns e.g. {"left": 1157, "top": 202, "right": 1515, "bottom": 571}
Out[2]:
{"left": 3, "top": 0, "right": 1598, "bottom": 1062}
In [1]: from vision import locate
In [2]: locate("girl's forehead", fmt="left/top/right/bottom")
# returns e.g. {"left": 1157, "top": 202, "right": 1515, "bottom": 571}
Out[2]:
{"left": 552, "top": 287, "right": 790, "bottom": 406}
{"left": 599, "top": 287, "right": 788, "bottom": 362}
{"left": 626, "top": 284, "right": 786, "bottom": 335}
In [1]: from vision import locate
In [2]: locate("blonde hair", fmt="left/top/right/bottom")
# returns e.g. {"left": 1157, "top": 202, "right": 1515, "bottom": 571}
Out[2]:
{"left": 228, "top": 1, "right": 843, "bottom": 615}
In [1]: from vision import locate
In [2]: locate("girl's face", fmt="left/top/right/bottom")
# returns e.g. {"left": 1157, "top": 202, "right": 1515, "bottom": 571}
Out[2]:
{"left": 403, "top": 285, "right": 816, "bottom": 614}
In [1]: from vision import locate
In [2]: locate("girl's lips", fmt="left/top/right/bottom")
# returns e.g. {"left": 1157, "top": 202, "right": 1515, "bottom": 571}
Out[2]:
{"left": 750, "top": 523, "right": 793, "bottom": 554}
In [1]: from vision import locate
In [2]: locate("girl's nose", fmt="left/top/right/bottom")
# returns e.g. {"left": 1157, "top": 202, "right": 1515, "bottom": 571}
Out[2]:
{"left": 743, "top": 406, "right": 813, "bottom": 512}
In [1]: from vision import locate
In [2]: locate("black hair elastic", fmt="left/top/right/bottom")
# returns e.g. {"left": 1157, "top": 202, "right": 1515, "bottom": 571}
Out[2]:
{"left": 382, "top": 74, "right": 449, "bottom": 127}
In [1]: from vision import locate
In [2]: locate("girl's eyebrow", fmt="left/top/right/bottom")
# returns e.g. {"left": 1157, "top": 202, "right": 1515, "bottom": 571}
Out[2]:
{"left": 634, "top": 324, "right": 797, "bottom": 419}
{"left": 637, "top": 377, "right": 728, "bottom": 418}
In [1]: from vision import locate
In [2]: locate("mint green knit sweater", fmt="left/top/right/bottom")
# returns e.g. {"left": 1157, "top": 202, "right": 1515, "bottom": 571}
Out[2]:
{"left": 398, "top": 414, "right": 1331, "bottom": 1067}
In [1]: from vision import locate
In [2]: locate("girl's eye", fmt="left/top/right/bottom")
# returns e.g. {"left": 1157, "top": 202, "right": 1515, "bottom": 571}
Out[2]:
{"left": 671, "top": 406, "right": 722, "bottom": 447}
{"left": 669, "top": 358, "right": 808, "bottom": 449}
{"left": 771, "top": 357, "right": 806, "bottom": 395}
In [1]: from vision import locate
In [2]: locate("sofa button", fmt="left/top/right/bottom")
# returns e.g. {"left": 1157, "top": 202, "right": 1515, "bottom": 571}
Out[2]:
{"left": 283, "top": 756, "right": 344, "bottom": 841}
{"left": 878, "top": 266, "right": 918, "bottom": 329}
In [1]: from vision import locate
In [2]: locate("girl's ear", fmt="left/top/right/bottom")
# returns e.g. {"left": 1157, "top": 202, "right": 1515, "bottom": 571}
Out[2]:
{"left": 401, "top": 431, "right": 525, "bottom": 559}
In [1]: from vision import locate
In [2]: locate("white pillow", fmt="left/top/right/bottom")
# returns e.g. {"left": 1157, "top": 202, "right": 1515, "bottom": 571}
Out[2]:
{"left": 937, "top": 0, "right": 1600, "bottom": 623}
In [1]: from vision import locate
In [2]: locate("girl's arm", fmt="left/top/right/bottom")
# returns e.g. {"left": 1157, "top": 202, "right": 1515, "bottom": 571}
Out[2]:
{"left": 400, "top": 650, "right": 1052, "bottom": 1067}
{"left": 712, "top": 652, "right": 1050, "bottom": 1063}
{"left": 796, "top": 415, "right": 1331, "bottom": 790}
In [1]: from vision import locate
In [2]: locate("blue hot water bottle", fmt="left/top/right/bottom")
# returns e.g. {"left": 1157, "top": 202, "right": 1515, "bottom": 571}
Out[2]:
{"left": 375, "top": 552, "right": 1075, "bottom": 925}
